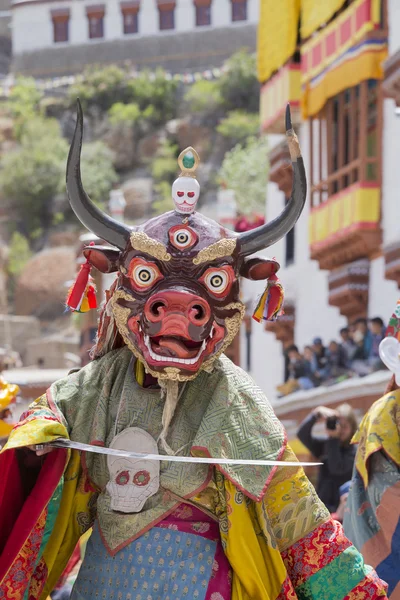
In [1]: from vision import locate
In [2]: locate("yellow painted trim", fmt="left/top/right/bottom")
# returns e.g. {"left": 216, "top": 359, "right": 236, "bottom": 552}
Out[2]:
{"left": 260, "top": 65, "right": 301, "bottom": 132}
{"left": 302, "top": 45, "right": 387, "bottom": 118}
{"left": 308, "top": 185, "right": 380, "bottom": 247}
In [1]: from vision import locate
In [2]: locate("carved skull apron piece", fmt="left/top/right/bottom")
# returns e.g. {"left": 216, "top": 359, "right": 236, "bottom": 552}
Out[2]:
{"left": 106, "top": 427, "right": 160, "bottom": 513}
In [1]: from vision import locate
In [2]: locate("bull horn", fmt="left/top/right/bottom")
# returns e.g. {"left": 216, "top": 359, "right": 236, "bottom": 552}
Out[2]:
{"left": 66, "top": 100, "right": 131, "bottom": 250}
{"left": 238, "top": 104, "right": 307, "bottom": 257}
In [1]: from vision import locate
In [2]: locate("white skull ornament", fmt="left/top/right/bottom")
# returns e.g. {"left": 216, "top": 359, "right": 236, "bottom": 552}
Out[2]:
{"left": 106, "top": 427, "right": 160, "bottom": 513}
{"left": 172, "top": 147, "right": 200, "bottom": 215}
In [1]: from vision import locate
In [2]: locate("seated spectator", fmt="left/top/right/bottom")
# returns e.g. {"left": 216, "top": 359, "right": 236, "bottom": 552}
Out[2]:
{"left": 352, "top": 318, "right": 373, "bottom": 376}
{"left": 339, "top": 327, "right": 357, "bottom": 365}
{"left": 368, "top": 317, "right": 385, "bottom": 371}
{"left": 326, "top": 340, "right": 350, "bottom": 381}
{"left": 297, "top": 403, "right": 357, "bottom": 512}
{"left": 312, "top": 337, "right": 330, "bottom": 382}
{"left": 303, "top": 345, "right": 320, "bottom": 384}
{"left": 277, "top": 345, "right": 315, "bottom": 396}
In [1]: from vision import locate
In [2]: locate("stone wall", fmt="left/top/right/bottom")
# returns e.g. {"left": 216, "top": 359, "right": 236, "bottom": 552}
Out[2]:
{"left": 25, "top": 334, "right": 80, "bottom": 368}
{"left": 0, "top": 314, "right": 41, "bottom": 357}
{"left": 12, "top": 24, "right": 257, "bottom": 77}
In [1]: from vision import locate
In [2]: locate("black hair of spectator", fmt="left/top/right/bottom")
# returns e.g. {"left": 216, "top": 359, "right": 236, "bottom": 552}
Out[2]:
{"left": 354, "top": 317, "right": 368, "bottom": 326}
{"left": 340, "top": 327, "right": 349, "bottom": 335}
{"left": 286, "top": 344, "right": 299, "bottom": 354}
{"left": 370, "top": 317, "right": 384, "bottom": 327}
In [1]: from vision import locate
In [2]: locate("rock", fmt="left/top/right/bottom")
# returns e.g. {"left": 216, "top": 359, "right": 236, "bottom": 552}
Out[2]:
{"left": 0, "top": 117, "right": 14, "bottom": 142}
{"left": 122, "top": 177, "right": 153, "bottom": 221}
{"left": 25, "top": 333, "right": 80, "bottom": 369}
{"left": 0, "top": 139, "right": 17, "bottom": 157}
{"left": 174, "top": 118, "right": 213, "bottom": 161}
{"left": 137, "top": 131, "right": 163, "bottom": 162}
{"left": 15, "top": 246, "right": 76, "bottom": 320}
{"left": 103, "top": 123, "right": 136, "bottom": 171}
{"left": 49, "top": 231, "right": 80, "bottom": 248}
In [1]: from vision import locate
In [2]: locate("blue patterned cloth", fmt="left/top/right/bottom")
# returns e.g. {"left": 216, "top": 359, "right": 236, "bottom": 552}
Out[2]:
{"left": 71, "top": 521, "right": 217, "bottom": 600}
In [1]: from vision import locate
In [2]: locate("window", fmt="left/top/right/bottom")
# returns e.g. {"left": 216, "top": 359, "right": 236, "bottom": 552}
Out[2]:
{"left": 89, "top": 15, "right": 104, "bottom": 38}
{"left": 158, "top": 2, "right": 175, "bottom": 31}
{"left": 121, "top": 2, "right": 139, "bottom": 34}
{"left": 51, "top": 9, "right": 70, "bottom": 43}
{"left": 122, "top": 11, "right": 138, "bottom": 34}
{"left": 309, "top": 80, "right": 381, "bottom": 207}
{"left": 196, "top": 4, "right": 211, "bottom": 26}
{"left": 86, "top": 6, "right": 105, "bottom": 39}
{"left": 232, "top": 0, "right": 247, "bottom": 22}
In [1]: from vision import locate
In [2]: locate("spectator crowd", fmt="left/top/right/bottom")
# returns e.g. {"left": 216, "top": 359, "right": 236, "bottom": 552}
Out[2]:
{"left": 277, "top": 317, "right": 386, "bottom": 397}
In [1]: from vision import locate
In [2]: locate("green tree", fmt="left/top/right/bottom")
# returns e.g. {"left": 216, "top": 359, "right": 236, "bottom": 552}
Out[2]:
{"left": 126, "top": 69, "right": 178, "bottom": 126}
{"left": 152, "top": 181, "right": 174, "bottom": 215}
{"left": 218, "top": 136, "right": 269, "bottom": 215}
{"left": 0, "top": 118, "right": 68, "bottom": 239}
{"left": 68, "top": 65, "right": 128, "bottom": 112}
{"left": 80, "top": 141, "right": 118, "bottom": 205}
{"left": 219, "top": 49, "right": 259, "bottom": 113}
{"left": 151, "top": 139, "right": 178, "bottom": 182}
{"left": 7, "top": 232, "right": 32, "bottom": 277}
{"left": 151, "top": 140, "right": 178, "bottom": 215}
{"left": 108, "top": 102, "right": 141, "bottom": 126}
{"left": 7, "top": 77, "right": 44, "bottom": 140}
{"left": 183, "top": 80, "right": 223, "bottom": 114}
{"left": 216, "top": 110, "right": 260, "bottom": 144}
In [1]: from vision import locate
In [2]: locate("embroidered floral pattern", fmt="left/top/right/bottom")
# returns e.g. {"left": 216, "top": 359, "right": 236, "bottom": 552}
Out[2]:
{"left": 282, "top": 519, "right": 352, "bottom": 588}
{"left": 343, "top": 572, "right": 388, "bottom": 599}
{"left": 1, "top": 509, "right": 47, "bottom": 599}
{"left": 276, "top": 576, "right": 298, "bottom": 599}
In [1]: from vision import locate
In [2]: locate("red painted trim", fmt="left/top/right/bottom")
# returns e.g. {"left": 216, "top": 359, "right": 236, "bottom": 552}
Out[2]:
{"left": 260, "top": 63, "right": 301, "bottom": 93}
{"left": 0, "top": 448, "right": 67, "bottom": 583}
{"left": 261, "top": 100, "right": 300, "bottom": 132}
{"left": 311, "top": 221, "right": 380, "bottom": 252}
{"left": 306, "top": 44, "right": 386, "bottom": 89}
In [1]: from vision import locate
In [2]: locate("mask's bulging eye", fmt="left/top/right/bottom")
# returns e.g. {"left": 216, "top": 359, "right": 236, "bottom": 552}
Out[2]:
{"left": 187, "top": 192, "right": 195, "bottom": 198}
{"left": 177, "top": 191, "right": 184, "bottom": 198}
{"left": 168, "top": 225, "right": 198, "bottom": 250}
{"left": 205, "top": 271, "right": 228, "bottom": 293}
{"left": 200, "top": 266, "right": 235, "bottom": 297}
{"left": 129, "top": 258, "right": 163, "bottom": 290}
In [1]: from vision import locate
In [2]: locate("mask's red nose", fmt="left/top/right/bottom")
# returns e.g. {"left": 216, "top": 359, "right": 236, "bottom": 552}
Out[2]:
{"left": 144, "top": 290, "right": 211, "bottom": 327}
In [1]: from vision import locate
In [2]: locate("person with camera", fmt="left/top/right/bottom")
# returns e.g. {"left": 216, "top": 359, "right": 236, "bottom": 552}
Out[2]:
{"left": 296, "top": 403, "right": 357, "bottom": 512}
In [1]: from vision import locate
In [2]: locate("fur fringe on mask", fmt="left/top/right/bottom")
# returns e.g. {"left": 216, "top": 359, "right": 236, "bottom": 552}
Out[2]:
{"left": 158, "top": 379, "right": 180, "bottom": 455}
{"left": 90, "top": 280, "right": 123, "bottom": 360}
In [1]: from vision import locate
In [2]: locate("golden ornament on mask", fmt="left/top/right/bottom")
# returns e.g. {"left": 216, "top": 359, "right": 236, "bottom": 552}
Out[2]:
{"left": 177, "top": 147, "right": 200, "bottom": 179}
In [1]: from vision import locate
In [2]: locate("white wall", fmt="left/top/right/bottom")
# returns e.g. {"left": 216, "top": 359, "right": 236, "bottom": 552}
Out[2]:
{"left": 368, "top": 256, "right": 398, "bottom": 319}
{"left": 12, "top": 0, "right": 259, "bottom": 55}
{"left": 381, "top": 98, "right": 400, "bottom": 247}
{"left": 246, "top": 125, "right": 347, "bottom": 403}
{"left": 388, "top": 0, "right": 400, "bottom": 55}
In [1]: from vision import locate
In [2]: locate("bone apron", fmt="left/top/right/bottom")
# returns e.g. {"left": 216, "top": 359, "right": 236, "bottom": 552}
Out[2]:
{"left": 0, "top": 105, "right": 388, "bottom": 600}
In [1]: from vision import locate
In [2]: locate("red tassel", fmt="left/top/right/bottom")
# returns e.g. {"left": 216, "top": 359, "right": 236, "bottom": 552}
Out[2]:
{"left": 66, "top": 262, "right": 91, "bottom": 311}
{"left": 66, "top": 244, "right": 97, "bottom": 312}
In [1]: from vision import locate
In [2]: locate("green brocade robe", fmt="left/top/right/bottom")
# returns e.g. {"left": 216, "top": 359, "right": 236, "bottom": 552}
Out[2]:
{"left": 0, "top": 348, "right": 387, "bottom": 599}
